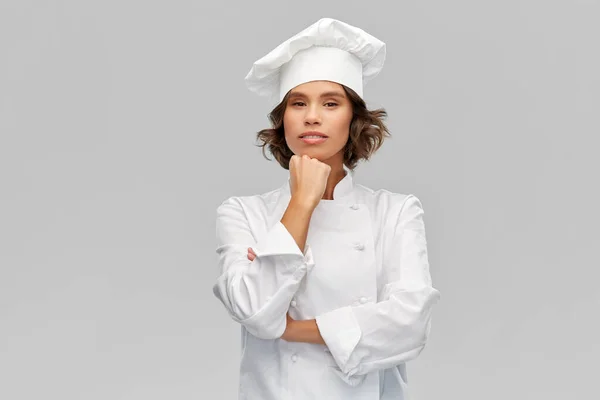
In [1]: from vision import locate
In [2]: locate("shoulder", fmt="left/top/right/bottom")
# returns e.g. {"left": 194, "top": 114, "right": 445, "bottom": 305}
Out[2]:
{"left": 354, "top": 184, "right": 427, "bottom": 235}
{"left": 216, "top": 186, "right": 284, "bottom": 218}
{"left": 354, "top": 183, "right": 423, "bottom": 216}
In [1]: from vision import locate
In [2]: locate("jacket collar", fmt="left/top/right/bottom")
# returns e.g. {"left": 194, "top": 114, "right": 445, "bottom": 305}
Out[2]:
{"left": 280, "top": 165, "right": 355, "bottom": 202}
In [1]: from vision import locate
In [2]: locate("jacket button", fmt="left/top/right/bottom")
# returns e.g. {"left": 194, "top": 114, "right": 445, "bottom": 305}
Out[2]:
{"left": 359, "top": 297, "right": 368, "bottom": 304}
{"left": 290, "top": 299, "right": 297, "bottom": 307}
{"left": 350, "top": 204, "right": 359, "bottom": 210}
{"left": 291, "top": 354, "right": 298, "bottom": 362}
{"left": 354, "top": 243, "right": 364, "bottom": 251}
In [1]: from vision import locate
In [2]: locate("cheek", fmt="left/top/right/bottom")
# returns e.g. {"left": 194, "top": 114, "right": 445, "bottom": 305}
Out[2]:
{"left": 282, "top": 112, "right": 296, "bottom": 133}
{"left": 283, "top": 108, "right": 298, "bottom": 122}
{"left": 282, "top": 114, "right": 291, "bottom": 137}
{"left": 333, "top": 112, "right": 352, "bottom": 136}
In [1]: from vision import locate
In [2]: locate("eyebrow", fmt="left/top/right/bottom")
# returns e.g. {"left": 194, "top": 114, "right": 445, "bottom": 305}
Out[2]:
{"left": 288, "top": 91, "right": 346, "bottom": 100}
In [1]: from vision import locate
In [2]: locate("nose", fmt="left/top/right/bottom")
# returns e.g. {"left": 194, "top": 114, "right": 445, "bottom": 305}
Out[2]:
{"left": 303, "top": 104, "right": 321, "bottom": 125}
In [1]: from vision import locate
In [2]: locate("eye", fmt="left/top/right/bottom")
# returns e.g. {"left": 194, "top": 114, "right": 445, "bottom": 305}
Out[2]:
{"left": 291, "top": 101, "right": 305, "bottom": 106}
{"left": 325, "top": 102, "right": 338, "bottom": 107}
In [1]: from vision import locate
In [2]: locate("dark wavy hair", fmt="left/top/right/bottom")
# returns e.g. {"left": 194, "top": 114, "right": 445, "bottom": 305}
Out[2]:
{"left": 254, "top": 84, "right": 391, "bottom": 171}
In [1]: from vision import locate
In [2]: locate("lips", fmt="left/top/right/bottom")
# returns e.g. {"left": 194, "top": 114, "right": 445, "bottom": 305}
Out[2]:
{"left": 299, "top": 131, "right": 328, "bottom": 138}
{"left": 300, "top": 136, "right": 328, "bottom": 144}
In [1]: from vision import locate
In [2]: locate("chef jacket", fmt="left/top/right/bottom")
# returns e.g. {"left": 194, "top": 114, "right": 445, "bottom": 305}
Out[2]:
{"left": 213, "top": 170, "right": 441, "bottom": 399}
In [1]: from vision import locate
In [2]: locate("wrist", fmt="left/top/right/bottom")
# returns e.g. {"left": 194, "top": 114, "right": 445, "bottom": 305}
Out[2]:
{"left": 289, "top": 196, "right": 317, "bottom": 213}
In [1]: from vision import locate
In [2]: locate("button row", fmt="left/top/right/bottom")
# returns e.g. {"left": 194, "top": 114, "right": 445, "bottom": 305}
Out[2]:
{"left": 353, "top": 242, "right": 365, "bottom": 251}
{"left": 350, "top": 296, "right": 370, "bottom": 306}
{"left": 292, "top": 350, "right": 331, "bottom": 360}
{"left": 349, "top": 204, "right": 364, "bottom": 251}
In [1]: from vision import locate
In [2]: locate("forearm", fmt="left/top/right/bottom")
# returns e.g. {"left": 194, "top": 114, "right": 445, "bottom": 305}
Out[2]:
{"left": 285, "top": 318, "right": 326, "bottom": 345}
{"left": 280, "top": 197, "right": 315, "bottom": 255}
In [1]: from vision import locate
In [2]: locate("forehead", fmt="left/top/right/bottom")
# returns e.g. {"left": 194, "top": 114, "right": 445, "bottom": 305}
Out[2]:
{"left": 288, "top": 81, "right": 346, "bottom": 98}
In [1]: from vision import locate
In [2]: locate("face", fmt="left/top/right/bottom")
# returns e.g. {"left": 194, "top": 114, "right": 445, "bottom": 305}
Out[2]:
{"left": 283, "top": 80, "right": 353, "bottom": 166}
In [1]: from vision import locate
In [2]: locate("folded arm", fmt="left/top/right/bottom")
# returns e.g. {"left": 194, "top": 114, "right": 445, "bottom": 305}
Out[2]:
{"left": 212, "top": 197, "right": 315, "bottom": 340}
{"left": 313, "top": 195, "right": 441, "bottom": 384}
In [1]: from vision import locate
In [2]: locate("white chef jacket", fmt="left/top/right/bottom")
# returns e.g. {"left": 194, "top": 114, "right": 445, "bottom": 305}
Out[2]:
{"left": 213, "top": 169, "right": 441, "bottom": 399}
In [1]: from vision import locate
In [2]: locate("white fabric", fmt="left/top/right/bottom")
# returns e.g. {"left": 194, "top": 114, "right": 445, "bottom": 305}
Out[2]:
{"left": 244, "top": 17, "right": 386, "bottom": 104}
{"left": 279, "top": 45, "right": 363, "bottom": 100}
{"left": 213, "top": 170, "right": 441, "bottom": 399}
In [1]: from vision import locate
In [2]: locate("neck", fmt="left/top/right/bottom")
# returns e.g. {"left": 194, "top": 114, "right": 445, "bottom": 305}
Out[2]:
{"left": 322, "top": 165, "right": 347, "bottom": 200}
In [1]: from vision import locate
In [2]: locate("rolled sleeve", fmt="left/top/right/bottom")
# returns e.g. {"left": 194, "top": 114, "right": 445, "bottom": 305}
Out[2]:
{"left": 213, "top": 197, "right": 315, "bottom": 340}
{"left": 315, "top": 306, "right": 362, "bottom": 374}
{"left": 252, "top": 221, "right": 315, "bottom": 275}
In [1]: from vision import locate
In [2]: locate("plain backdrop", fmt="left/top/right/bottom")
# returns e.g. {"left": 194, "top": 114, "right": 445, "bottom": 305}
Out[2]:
{"left": 1, "top": 0, "right": 599, "bottom": 399}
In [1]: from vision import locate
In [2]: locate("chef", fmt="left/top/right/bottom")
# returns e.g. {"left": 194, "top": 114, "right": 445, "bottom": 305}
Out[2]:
{"left": 213, "top": 17, "right": 441, "bottom": 399}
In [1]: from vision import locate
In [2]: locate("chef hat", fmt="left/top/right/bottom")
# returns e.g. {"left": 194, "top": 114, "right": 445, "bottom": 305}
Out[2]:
{"left": 244, "top": 17, "right": 386, "bottom": 105}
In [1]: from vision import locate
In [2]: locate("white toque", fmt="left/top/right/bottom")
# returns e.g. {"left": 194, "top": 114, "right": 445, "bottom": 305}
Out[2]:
{"left": 244, "top": 18, "right": 386, "bottom": 105}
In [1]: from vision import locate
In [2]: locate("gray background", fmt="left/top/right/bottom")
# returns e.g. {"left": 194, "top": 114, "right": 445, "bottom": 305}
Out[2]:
{"left": 1, "top": 0, "right": 599, "bottom": 399}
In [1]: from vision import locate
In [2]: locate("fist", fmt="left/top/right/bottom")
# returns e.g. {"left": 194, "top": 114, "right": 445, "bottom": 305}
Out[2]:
{"left": 288, "top": 154, "right": 331, "bottom": 209}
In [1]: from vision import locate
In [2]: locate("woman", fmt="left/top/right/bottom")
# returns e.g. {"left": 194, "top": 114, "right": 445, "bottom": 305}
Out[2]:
{"left": 213, "top": 17, "right": 441, "bottom": 399}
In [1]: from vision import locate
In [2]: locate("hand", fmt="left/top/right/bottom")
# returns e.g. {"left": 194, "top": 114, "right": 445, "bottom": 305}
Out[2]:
{"left": 247, "top": 247, "right": 256, "bottom": 261}
{"left": 288, "top": 154, "right": 331, "bottom": 209}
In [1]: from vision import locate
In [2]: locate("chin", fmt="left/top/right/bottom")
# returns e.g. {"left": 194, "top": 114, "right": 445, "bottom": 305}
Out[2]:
{"left": 291, "top": 146, "right": 341, "bottom": 162}
{"left": 297, "top": 151, "right": 326, "bottom": 160}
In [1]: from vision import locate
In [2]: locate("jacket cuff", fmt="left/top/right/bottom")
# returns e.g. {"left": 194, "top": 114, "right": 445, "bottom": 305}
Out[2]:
{"left": 253, "top": 221, "right": 315, "bottom": 272}
{"left": 315, "top": 305, "right": 362, "bottom": 375}
{"left": 238, "top": 221, "right": 315, "bottom": 339}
